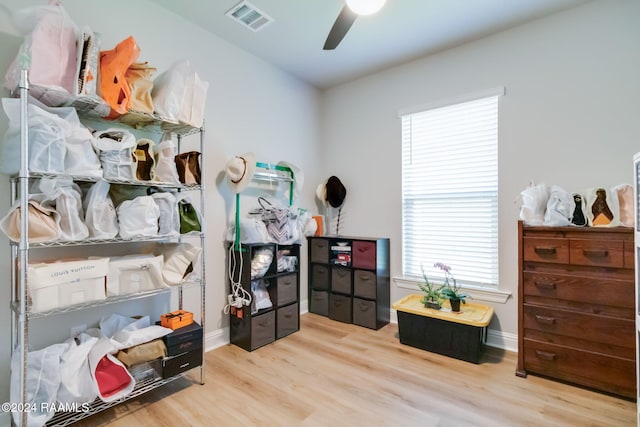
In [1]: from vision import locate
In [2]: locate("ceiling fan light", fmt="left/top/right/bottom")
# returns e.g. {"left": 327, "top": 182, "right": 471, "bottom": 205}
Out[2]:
{"left": 346, "top": 0, "right": 386, "bottom": 16}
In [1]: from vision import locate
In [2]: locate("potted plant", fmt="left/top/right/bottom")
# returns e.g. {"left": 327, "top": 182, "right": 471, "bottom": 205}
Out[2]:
{"left": 418, "top": 265, "right": 445, "bottom": 309}
{"left": 434, "top": 262, "right": 470, "bottom": 312}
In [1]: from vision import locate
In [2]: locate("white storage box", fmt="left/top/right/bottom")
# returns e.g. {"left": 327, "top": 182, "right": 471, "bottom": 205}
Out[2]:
{"left": 107, "top": 254, "right": 166, "bottom": 296}
{"left": 28, "top": 257, "right": 109, "bottom": 313}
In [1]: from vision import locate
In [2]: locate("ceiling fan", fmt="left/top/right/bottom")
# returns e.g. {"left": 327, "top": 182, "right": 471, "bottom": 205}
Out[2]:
{"left": 323, "top": 0, "right": 386, "bottom": 50}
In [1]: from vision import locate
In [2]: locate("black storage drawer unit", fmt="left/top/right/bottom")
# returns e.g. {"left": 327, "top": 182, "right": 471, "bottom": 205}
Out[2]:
{"left": 308, "top": 236, "right": 390, "bottom": 330}
{"left": 162, "top": 348, "right": 203, "bottom": 378}
{"left": 163, "top": 322, "right": 203, "bottom": 357}
{"left": 228, "top": 243, "right": 301, "bottom": 351}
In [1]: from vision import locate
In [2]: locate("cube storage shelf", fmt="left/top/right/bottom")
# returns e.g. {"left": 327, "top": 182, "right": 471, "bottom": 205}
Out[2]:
{"left": 393, "top": 294, "right": 494, "bottom": 364}
{"left": 228, "top": 243, "right": 301, "bottom": 351}
{"left": 308, "top": 235, "right": 390, "bottom": 330}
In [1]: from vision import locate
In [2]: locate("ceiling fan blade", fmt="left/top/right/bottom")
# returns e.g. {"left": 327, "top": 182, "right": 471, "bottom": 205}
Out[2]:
{"left": 323, "top": 5, "right": 357, "bottom": 50}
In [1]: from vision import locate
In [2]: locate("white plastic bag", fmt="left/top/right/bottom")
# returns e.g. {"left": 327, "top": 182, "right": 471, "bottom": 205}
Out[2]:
{"left": 544, "top": 185, "right": 574, "bottom": 226}
{"left": 117, "top": 196, "right": 160, "bottom": 238}
{"left": 585, "top": 187, "right": 621, "bottom": 227}
{"left": 10, "top": 343, "right": 69, "bottom": 427}
{"left": 226, "top": 217, "right": 271, "bottom": 244}
{"left": 518, "top": 182, "right": 549, "bottom": 226}
{"left": 4, "top": 0, "right": 78, "bottom": 93}
{"left": 83, "top": 180, "right": 118, "bottom": 239}
{"left": 154, "top": 133, "right": 181, "bottom": 184}
{"left": 151, "top": 192, "right": 179, "bottom": 236}
{"left": 65, "top": 126, "right": 103, "bottom": 178}
{"left": 152, "top": 60, "right": 208, "bottom": 127}
{"left": 251, "top": 279, "right": 272, "bottom": 314}
{"left": 37, "top": 176, "right": 89, "bottom": 241}
{"left": 57, "top": 334, "right": 99, "bottom": 405}
{"left": 93, "top": 128, "right": 137, "bottom": 181}
{"left": 0, "top": 97, "right": 67, "bottom": 175}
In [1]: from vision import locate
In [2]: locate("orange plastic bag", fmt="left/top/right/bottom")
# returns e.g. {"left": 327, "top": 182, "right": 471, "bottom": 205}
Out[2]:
{"left": 99, "top": 36, "right": 140, "bottom": 118}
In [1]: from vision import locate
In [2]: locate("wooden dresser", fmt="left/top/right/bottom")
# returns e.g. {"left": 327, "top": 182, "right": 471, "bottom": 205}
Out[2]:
{"left": 517, "top": 221, "right": 636, "bottom": 398}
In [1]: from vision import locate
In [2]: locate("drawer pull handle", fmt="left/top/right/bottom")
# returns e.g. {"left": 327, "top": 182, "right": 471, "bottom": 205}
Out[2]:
{"left": 534, "top": 281, "right": 556, "bottom": 289}
{"left": 535, "top": 315, "right": 556, "bottom": 325}
{"left": 535, "top": 350, "right": 557, "bottom": 361}
{"left": 583, "top": 249, "right": 609, "bottom": 258}
{"left": 534, "top": 247, "right": 556, "bottom": 255}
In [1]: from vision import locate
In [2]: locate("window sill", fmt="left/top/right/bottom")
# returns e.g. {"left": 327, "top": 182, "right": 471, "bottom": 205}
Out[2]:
{"left": 392, "top": 276, "right": 512, "bottom": 304}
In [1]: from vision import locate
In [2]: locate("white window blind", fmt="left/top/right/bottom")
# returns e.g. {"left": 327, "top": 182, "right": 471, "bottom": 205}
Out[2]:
{"left": 401, "top": 93, "right": 500, "bottom": 287}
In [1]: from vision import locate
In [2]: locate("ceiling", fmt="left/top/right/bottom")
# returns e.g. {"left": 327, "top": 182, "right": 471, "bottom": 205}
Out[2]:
{"left": 149, "top": 0, "right": 590, "bottom": 90}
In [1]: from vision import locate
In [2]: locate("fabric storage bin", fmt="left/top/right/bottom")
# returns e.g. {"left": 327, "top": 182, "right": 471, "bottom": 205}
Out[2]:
{"left": 310, "top": 290, "right": 329, "bottom": 316}
{"left": 251, "top": 311, "right": 276, "bottom": 349}
{"left": 352, "top": 240, "right": 376, "bottom": 270}
{"left": 310, "top": 264, "right": 329, "bottom": 290}
{"left": 353, "top": 298, "right": 377, "bottom": 329}
{"left": 277, "top": 302, "right": 299, "bottom": 339}
{"left": 28, "top": 257, "right": 109, "bottom": 313}
{"left": 106, "top": 254, "right": 166, "bottom": 296}
{"left": 276, "top": 273, "right": 297, "bottom": 307}
{"left": 329, "top": 293, "right": 352, "bottom": 324}
{"left": 331, "top": 267, "right": 351, "bottom": 294}
{"left": 310, "top": 238, "right": 329, "bottom": 263}
{"left": 353, "top": 269, "right": 377, "bottom": 299}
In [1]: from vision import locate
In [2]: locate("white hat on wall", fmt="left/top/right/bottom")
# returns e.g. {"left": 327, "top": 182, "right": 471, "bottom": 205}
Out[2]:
{"left": 225, "top": 152, "right": 256, "bottom": 193}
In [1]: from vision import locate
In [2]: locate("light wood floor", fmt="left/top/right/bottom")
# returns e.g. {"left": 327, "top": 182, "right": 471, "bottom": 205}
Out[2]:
{"left": 76, "top": 313, "right": 636, "bottom": 427}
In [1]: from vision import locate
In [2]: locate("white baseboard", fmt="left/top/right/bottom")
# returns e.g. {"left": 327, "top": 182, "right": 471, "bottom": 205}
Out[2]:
{"left": 300, "top": 299, "right": 308, "bottom": 314}
{"left": 205, "top": 326, "right": 228, "bottom": 352}
{"left": 390, "top": 309, "right": 517, "bottom": 353}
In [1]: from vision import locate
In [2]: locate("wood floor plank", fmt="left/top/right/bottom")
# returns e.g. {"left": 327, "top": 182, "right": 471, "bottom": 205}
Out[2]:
{"left": 74, "top": 313, "right": 636, "bottom": 426}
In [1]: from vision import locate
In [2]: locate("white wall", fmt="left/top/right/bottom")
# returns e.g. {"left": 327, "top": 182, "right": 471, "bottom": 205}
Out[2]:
{"left": 0, "top": 0, "right": 320, "bottom": 408}
{"left": 319, "top": 0, "right": 640, "bottom": 343}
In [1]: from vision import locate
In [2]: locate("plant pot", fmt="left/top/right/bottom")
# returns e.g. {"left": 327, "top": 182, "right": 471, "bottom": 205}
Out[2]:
{"left": 450, "top": 298, "right": 461, "bottom": 312}
{"left": 424, "top": 301, "right": 441, "bottom": 310}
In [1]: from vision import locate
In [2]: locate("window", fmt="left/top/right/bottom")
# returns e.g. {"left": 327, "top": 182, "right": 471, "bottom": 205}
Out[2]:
{"left": 400, "top": 88, "right": 503, "bottom": 288}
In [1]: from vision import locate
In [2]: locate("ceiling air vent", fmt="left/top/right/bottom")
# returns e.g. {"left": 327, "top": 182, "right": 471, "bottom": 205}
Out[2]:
{"left": 226, "top": 1, "right": 273, "bottom": 32}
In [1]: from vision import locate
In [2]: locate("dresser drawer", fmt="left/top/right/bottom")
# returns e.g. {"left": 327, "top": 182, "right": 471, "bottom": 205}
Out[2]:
{"left": 523, "top": 237, "right": 569, "bottom": 264}
{"left": 523, "top": 305, "right": 634, "bottom": 349}
{"left": 523, "top": 272, "right": 634, "bottom": 310}
{"left": 569, "top": 238, "right": 624, "bottom": 268}
{"left": 523, "top": 339, "right": 635, "bottom": 398}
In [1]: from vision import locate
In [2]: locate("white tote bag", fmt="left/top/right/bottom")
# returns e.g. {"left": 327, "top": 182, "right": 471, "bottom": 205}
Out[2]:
{"left": 116, "top": 196, "right": 160, "bottom": 239}
{"left": 106, "top": 254, "right": 166, "bottom": 296}
{"left": 83, "top": 181, "right": 119, "bottom": 239}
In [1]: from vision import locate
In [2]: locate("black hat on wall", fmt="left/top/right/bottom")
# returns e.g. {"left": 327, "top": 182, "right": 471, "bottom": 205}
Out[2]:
{"left": 325, "top": 176, "right": 347, "bottom": 208}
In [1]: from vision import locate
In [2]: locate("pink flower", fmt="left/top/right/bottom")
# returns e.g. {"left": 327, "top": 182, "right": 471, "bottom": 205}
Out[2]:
{"left": 434, "top": 262, "right": 451, "bottom": 273}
